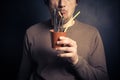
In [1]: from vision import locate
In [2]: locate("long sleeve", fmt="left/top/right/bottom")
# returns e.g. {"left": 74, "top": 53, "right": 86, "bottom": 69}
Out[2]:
{"left": 17, "top": 33, "right": 34, "bottom": 80}
{"left": 17, "top": 20, "right": 109, "bottom": 80}
{"left": 72, "top": 30, "right": 109, "bottom": 80}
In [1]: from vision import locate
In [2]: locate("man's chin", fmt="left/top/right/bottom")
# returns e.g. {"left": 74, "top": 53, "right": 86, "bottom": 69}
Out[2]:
{"left": 63, "top": 18, "right": 71, "bottom": 24}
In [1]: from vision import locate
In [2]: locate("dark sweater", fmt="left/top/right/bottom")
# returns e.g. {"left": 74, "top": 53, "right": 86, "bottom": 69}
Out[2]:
{"left": 17, "top": 20, "right": 109, "bottom": 80}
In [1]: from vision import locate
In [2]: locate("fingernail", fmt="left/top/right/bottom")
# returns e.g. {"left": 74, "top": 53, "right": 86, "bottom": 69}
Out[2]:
{"left": 55, "top": 48, "right": 57, "bottom": 50}
{"left": 57, "top": 41, "right": 59, "bottom": 44}
{"left": 59, "top": 36, "right": 63, "bottom": 39}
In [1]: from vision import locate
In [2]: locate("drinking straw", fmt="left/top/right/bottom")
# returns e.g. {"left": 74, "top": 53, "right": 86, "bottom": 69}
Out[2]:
{"left": 64, "top": 11, "right": 80, "bottom": 32}
{"left": 58, "top": 11, "right": 62, "bottom": 18}
{"left": 58, "top": 11, "right": 64, "bottom": 32}
{"left": 53, "top": 9, "right": 58, "bottom": 32}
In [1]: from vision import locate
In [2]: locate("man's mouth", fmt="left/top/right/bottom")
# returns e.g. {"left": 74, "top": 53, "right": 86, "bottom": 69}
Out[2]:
{"left": 60, "top": 10, "right": 67, "bottom": 15}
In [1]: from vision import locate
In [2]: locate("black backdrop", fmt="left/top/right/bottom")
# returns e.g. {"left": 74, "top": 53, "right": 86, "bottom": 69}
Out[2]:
{"left": 0, "top": 0, "right": 119, "bottom": 80}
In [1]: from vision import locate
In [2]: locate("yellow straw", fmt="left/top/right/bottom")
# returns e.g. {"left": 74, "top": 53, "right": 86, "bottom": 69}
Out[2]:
{"left": 64, "top": 11, "right": 80, "bottom": 32}
{"left": 72, "top": 11, "right": 80, "bottom": 21}
{"left": 58, "top": 11, "right": 63, "bottom": 18}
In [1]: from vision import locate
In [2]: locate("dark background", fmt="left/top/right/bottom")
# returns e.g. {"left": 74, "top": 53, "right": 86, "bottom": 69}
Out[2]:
{"left": 0, "top": 0, "right": 119, "bottom": 80}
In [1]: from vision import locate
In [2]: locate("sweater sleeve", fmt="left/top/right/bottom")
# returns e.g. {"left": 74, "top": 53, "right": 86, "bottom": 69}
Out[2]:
{"left": 17, "top": 33, "right": 34, "bottom": 80}
{"left": 72, "top": 30, "right": 109, "bottom": 80}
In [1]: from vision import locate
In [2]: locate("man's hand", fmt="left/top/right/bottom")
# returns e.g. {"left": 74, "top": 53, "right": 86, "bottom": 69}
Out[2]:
{"left": 55, "top": 36, "right": 79, "bottom": 64}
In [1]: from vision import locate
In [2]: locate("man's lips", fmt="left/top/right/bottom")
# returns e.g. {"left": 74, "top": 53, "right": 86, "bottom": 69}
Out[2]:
{"left": 59, "top": 9, "right": 67, "bottom": 14}
{"left": 59, "top": 10, "right": 67, "bottom": 15}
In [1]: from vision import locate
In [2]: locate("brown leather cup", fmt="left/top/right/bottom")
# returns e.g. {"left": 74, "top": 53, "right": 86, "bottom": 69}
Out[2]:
{"left": 50, "top": 29, "right": 66, "bottom": 48}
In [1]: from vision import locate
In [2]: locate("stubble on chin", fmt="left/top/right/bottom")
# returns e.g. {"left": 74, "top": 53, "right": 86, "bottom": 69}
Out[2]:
{"left": 63, "top": 17, "right": 71, "bottom": 24}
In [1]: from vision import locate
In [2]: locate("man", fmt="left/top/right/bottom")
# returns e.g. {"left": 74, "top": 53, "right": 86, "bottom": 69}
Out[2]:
{"left": 17, "top": 0, "right": 109, "bottom": 80}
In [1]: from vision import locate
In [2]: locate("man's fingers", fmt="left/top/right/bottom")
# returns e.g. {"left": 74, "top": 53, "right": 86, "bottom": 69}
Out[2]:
{"left": 56, "top": 47, "right": 75, "bottom": 52}
{"left": 57, "top": 53, "right": 73, "bottom": 58}
{"left": 57, "top": 36, "right": 77, "bottom": 47}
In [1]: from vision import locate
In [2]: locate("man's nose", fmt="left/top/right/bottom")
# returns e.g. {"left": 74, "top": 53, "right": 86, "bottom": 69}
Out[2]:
{"left": 58, "top": 0, "right": 66, "bottom": 8}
